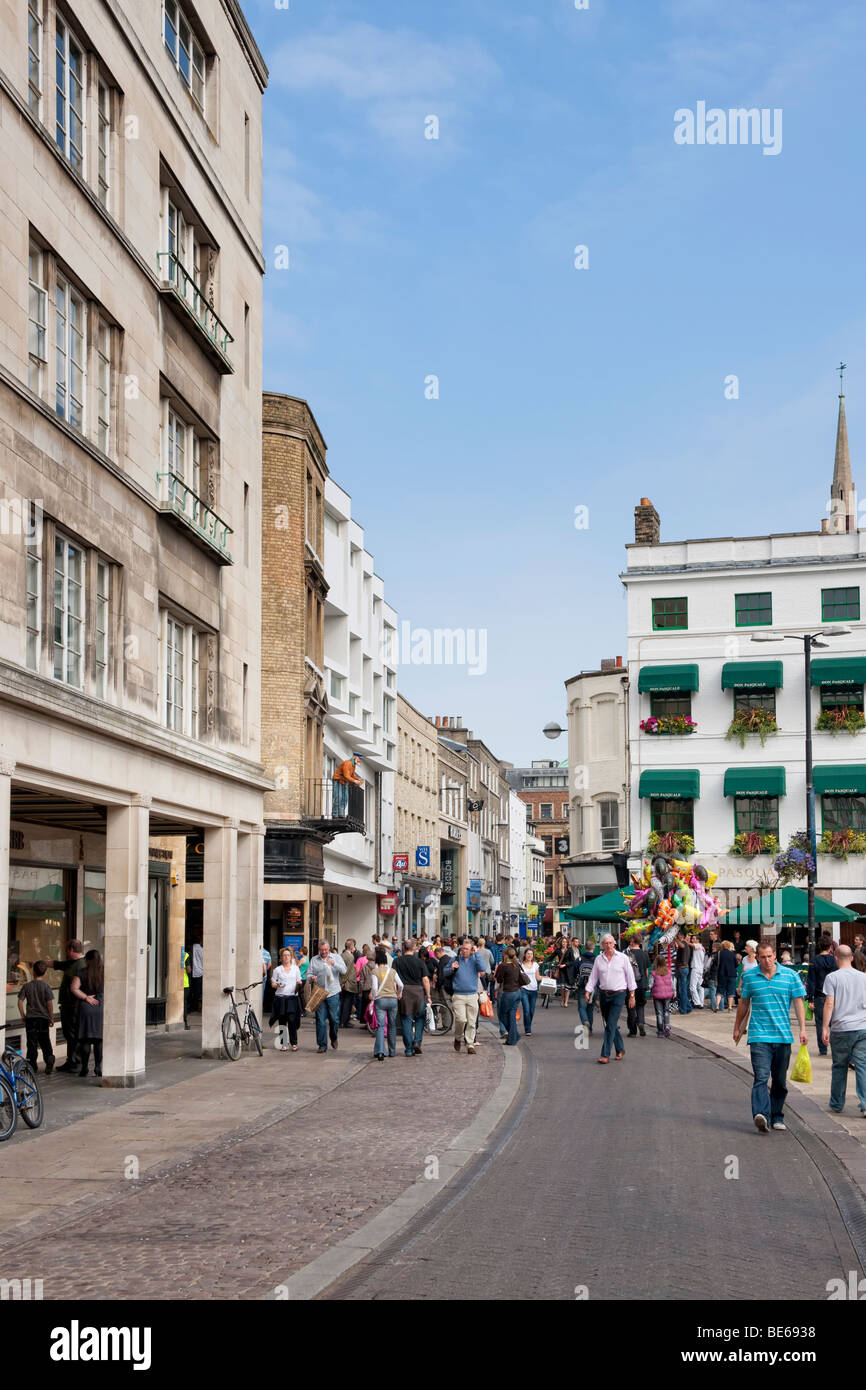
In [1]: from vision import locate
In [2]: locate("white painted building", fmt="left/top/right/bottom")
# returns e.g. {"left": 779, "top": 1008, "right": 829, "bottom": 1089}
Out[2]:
{"left": 322, "top": 479, "right": 397, "bottom": 947}
{"left": 508, "top": 789, "right": 527, "bottom": 918}
{"left": 623, "top": 400, "right": 866, "bottom": 930}
{"left": 526, "top": 832, "right": 546, "bottom": 930}
{"left": 563, "top": 659, "right": 630, "bottom": 902}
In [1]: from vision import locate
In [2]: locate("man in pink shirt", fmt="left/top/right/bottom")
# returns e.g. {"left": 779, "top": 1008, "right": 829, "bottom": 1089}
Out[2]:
{"left": 586, "top": 934, "right": 637, "bottom": 1063}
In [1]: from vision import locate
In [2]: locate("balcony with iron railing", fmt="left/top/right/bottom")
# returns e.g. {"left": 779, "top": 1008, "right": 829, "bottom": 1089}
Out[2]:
{"left": 304, "top": 778, "right": 365, "bottom": 836}
{"left": 156, "top": 469, "right": 233, "bottom": 564}
{"left": 156, "top": 252, "right": 234, "bottom": 373}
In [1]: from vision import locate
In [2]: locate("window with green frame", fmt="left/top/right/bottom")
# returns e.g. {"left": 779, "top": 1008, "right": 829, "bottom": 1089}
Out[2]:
{"left": 734, "top": 797, "right": 779, "bottom": 836}
{"left": 820, "top": 682, "right": 864, "bottom": 711}
{"left": 822, "top": 794, "right": 866, "bottom": 832}
{"left": 650, "top": 798, "right": 694, "bottom": 836}
{"left": 651, "top": 596, "right": 687, "bottom": 630}
{"left": 735, "top": 591, "right": 772, "bottom": 627}
{"left": 733, "top": 687, "right": 777, "bottom": 715}
{"left": 649, "top": 691, "right": 692, "bottom": 718}
{"left": 821, "top": 586, "right": 860, "bottom": 622}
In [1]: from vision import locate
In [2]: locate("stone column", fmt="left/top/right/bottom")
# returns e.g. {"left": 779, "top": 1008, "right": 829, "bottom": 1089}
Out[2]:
{"left": 0, "top": 760, "right": 13, "bottom": 1039}
{"left": 202, "top": 819, "right": 238, "bottom": 1057}
{"left": 103, "top": 797, "right": 150, "bottom": 1087}
{"left": 235, "top": 825, "right": 265, "bottom": 1023}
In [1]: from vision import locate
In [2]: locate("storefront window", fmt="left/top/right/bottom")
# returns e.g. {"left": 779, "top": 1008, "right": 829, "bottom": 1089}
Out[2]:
{"left": 83, "top": 869, "right": 105, "bottom": 956}
{"left": 7, "top": 866, "right": 69, "bottom": 1024}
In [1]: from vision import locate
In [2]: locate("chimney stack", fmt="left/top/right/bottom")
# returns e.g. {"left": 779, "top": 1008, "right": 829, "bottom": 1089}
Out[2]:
{"left": 634, "top": 497, "right": 660, "bottom": 546}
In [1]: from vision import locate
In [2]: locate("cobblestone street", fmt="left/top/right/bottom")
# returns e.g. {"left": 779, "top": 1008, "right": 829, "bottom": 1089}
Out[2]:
{"left": 0, "top": 1021, "right": 506, "bottom": 1300}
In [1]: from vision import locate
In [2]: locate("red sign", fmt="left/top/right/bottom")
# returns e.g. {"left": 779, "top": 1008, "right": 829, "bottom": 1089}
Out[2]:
{"left": 393, "top": 853, "right": 409, "bottom": 872}
{"left": 379, "top": 893, "right": 398, "bottom": 915}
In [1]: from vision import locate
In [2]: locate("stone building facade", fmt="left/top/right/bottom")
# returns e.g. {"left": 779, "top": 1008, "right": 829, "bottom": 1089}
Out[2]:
{"left": 0, "top": 0, "right": 268, "bottom": 1082}
{"left": 434, "top": 722, "right": 469, "bottom": 938}
{"left": 394, "top": 694, "right": 440, "bottom": 936}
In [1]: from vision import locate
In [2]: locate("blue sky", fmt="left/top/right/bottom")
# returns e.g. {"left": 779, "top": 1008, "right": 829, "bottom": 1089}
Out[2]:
{"left": 247, "top": 0, "right": 866, "bottom": 763}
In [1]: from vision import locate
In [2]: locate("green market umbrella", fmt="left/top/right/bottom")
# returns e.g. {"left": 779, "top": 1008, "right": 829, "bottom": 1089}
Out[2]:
{"left": 561, "top": 889, "right": 635, "bottom": 922}
{"left": 723, "top": 886, "right": 860, "bottom": 926}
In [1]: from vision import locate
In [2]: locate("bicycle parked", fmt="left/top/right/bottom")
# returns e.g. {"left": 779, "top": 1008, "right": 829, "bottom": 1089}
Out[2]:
{"left": 0, "top": 1025, "right": 44, "bottom": 1140}
{"left": 221, "top": 982, "right": 264, "bottom": 1060}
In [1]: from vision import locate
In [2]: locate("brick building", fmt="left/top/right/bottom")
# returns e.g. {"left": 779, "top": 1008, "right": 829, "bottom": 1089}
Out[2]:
{"left": 505, "top": 761, "right": 571, "bottom": 933}
{"left": 260, "top": 393, "right": 334, "bottom": 956}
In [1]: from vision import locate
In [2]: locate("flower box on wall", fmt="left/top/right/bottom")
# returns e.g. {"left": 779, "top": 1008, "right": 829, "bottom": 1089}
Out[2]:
{"left": 818, "top": 829, "right": 866, "bottom": 858}
{"left": 726, "top": 709, "right": 778, "bottom": 747}
{"left": 647, "top": 830, "right": 695, "bottom": 856}
{"left": 640, "top": 715, "right": 697, "bottom": 735}
{"left": 816, "top": 707, "right": 866, "bottom": 736}
{"left": 729, "top": 832, "right": 780, "bottom": 858}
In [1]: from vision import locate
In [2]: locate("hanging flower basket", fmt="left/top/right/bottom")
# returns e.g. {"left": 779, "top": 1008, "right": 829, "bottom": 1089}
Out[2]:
{"left": 726, "top": 708, "right": 778, "bottom": 747}
{"left": 815, "top": 706, "right": 866, "bottom": 736}
{"left": 647, "top": 830, "right": 695, "bottom": 856}
{"left": 818, "top": 829, "right": 866, "bottom": 858}
{"left": 640, "top": 715, "right": 697, "bottom": 735}
{"left": 730, "top": 831, "right": 780, "bottom": 858}
{"left": 772, "top": 831, "right": 816, "bottom": 883}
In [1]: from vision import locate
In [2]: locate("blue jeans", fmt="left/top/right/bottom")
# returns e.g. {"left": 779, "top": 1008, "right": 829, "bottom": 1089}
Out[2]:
{"left": 812, "top": 995, "right": 828, "bottom": 1055}
{"left": 707, "top": 981, "right": 717, "bottom": 1011}
{"left": 599, "top": 990, "right": 626, "bottom": 1058}
{"left": 749, "top": 1042, "right": 791, "bottom": 1123}
{"left": 676, "top": 967, "right": 692, "bottom": 1014}
{"left": 400, "top": 999, "right": 426, "bottom": 1054}
{"left": 499, "top": 989, "right": 522, "bottom": 1045}
{"left": 578, "top": 991, "right": 595, "bottom": 1033}
{"left": 829, "top": 1029, "right": 866, "bottom": 1113}
{"left": 315, "top": 993, "right": 341, "bottom": 1048}
{"left": 652, "top": 998, "right": 670, "bottom": 1033}
{"left": 374, "top": 996, "right": 398, "bottom": 1056}
{"left": 717, "top": 979, "right": 736, "bottom": 1009}
{"left": 521, "top": 988, "right": 538, "bottom": 1034}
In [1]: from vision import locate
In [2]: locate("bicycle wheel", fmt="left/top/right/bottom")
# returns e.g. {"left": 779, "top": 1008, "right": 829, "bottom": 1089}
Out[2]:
{"left": 247, "top": 1009, "right": 263, "bottom": 1056}
{"left": 11, "top": 1057, "right": 43, "bottom": 1129}
{"left": 430, "top": 1002, "right": 453, "bottom": 1035}
{"left": 0, "top": 1075, "right": 17, "bottom": 1141}
{"left": 221, "top": 1010, "right": 242, "bottom": 1060}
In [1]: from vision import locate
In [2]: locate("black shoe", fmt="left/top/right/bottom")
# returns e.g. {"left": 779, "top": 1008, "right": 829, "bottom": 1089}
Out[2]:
{"left": 330, "top": 1037, "right": 338, "bottom": 1050}
{"left": 317, "top": 1046, "right": 327, "bottom": 1054}
{"left": 45, "top": 1058, "right": 55, "bottom": 1074}
{"left": 639, "top": 1027, "right": 646, "bottom": 1037}
{"left": 94, "top": 1068, "right": 102, "bottom": 1077}
{"left": 57, "top": 1062, "right": 77, "bottom": 1073}
{"left": 78, "top": 1068, "right": 89, "bottom": 1077}
{"left": 375, "top": 1053, "right": 385, "bottom": 1060}
{"left": 414, "top": 1045, "right": 422, "bottom": 1054}
{"left": 184, "top": 1023, "right": 191, "bottom": 1031}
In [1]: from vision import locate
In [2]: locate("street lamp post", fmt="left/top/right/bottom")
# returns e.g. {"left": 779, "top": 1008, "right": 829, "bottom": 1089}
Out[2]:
{"left": 752, "top": 628, "right": 850, "bottom": 958}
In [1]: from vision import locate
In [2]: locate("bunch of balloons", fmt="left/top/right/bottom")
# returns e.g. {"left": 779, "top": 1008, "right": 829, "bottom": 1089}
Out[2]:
{"left": 620, "top": 854, "right": 725, "bottom": 950}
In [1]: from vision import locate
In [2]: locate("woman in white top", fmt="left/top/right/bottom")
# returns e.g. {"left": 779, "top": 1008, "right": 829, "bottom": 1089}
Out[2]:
{"left": 370, "top": 946, "right": 403, "bottom": 1060}
{"left": 271, "top": 948, "right": 302, "bottom": 1051}
{"left": 736, "top": 939, "right": 759, "bottom": 997}
{"left": 520, "top": 948, "right": 540, "bottom": 1037}
{"left": 689, "top": 936, "right": 706, "bottom": 1008}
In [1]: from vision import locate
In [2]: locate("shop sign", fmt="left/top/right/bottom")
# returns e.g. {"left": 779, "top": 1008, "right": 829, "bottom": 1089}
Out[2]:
{"left": 379, "top": 893, "right": 398, "bottom": 915}
{"left": 448, "top": 826, "right": 462, "bottom": 840}
{"left": 393, "top": 853, "right": 409, "bottom": 872}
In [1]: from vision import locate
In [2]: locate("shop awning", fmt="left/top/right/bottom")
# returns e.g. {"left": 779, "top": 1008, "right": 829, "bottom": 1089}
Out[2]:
{"left": 813, "top": 765, "right": 866, "bottom": 795}
{"left": 561, "top": 889, "right": 635, "bottom": 921}
{"left": 721, "top": 660, "right": 783, "bottom": 690}
{"left": 723, "top": 767, "right": 787, "bottom": 798}
{"left": 638, "top": 664, "right": 699, "bottom": 693}
{"left": 724, "top": 886, "right": 860, "bottom": 925}
{"left": 638, "top": 770, "right": 700, "bottom": 799}
{"left": 810, "top": 657, "right": 866, "bottom": 687}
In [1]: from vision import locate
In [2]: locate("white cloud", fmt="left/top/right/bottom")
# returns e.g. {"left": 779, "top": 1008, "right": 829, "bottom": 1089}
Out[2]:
{"left": 268, "top": 21, "right": 499, "bottom": 148}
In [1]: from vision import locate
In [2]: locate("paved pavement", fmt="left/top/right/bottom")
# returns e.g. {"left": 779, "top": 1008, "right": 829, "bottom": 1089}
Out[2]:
{"left": 325, "top": 1003, "right": 866, "bottom": 1302}
{"left": 676, "top": 1002, "right": 866, "bottom": 1145}
{"left": 0, "top": 1012, "right": 507, "bottom": 1299}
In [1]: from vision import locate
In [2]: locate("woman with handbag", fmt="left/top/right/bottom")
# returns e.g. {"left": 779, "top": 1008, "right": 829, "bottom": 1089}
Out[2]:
{"left": 494, "top": 948, "right": 530, "bottom": 1045}
{"left": 356, "top": 945, "right": 373, "bottom": 1025}
{"left": 371, "top": 946, "right": 402, "bottom": 1060}
{"left": 271, "top": 947, "right": 302, "bottom": 1051}
{"left": 520, "top": 947, "right": 540, "bottom": 1036}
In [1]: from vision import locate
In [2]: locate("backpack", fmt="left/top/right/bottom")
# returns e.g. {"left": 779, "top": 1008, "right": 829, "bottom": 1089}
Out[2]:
{"left": 437, "top": 957, "right": 454, "bottom": 996}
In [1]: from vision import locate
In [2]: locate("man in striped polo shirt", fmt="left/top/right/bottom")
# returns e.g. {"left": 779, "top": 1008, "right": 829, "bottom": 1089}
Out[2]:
{"left": 733, "top": 939, "right": 808, "bottom": 1133}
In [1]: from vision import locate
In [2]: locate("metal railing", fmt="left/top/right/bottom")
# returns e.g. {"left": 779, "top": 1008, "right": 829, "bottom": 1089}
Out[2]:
{"left": 305, "top": 778, "right": 365, "bottom": 828}
{"left": 156, "top": 252, "right": 233, "bottom": 360}
{"left": 156, "top": 469, "right": 233, "bottom": 556}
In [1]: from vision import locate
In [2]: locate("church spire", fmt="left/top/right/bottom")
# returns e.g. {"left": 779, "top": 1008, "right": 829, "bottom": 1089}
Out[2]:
{"left": 826, "top": 363, "right": 855, "bottom": 533}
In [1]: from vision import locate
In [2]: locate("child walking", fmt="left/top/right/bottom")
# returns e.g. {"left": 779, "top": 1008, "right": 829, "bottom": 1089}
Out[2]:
{"left": 17, "top": 959, "right": 56, "bottom": 1072}
{"left": 650, "top": 951, "right": 674, "bottom": 1038}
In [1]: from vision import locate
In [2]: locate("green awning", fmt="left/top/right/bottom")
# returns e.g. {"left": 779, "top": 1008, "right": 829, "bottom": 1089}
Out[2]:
{"left": 810, "top": 658, "right": 866, "bottom": 687}
{"left": 561, "top": 890, "right": 635, "bottom": 922}
{"left": 721, "top": 661, "right": 783, "bottom": 690}
{"left": 638, "top": 664, "right": 699, "bottom": 693}
{"left": 723, "top": 767, "right": 786, "bottom": 798}
{"left": 813, "top": 765, "right": 866, "bottom": 795}
{"left": 724, "top": 887, "right": 860, "bottom": 926}
{"left": 638, "top": 770, "right": 700, "bottom": 799}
